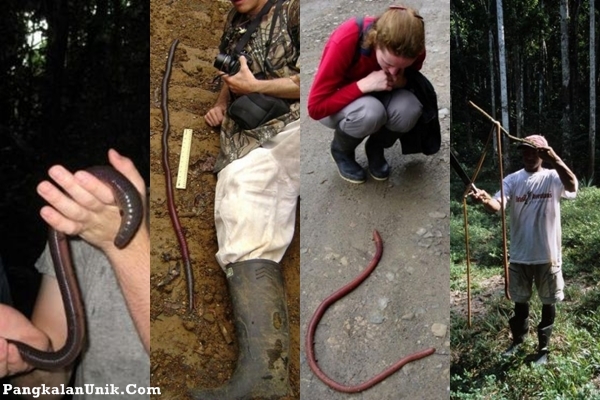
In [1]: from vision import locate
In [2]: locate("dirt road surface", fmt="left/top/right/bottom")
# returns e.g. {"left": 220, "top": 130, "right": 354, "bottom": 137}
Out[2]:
{"left": 299, "top": 1, "right": 451, "bottom": 399}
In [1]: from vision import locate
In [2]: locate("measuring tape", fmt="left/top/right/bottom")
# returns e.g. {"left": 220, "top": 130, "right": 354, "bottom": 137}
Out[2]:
{"left": 176, "top": 129, "right": 193, "bottom": 189}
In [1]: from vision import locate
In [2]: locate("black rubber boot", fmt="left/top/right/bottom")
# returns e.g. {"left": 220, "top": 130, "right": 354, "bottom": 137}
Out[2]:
{"left": 365, "top": 131, "right": 390, "bottom": 181}
{"left": 190, "top": 260, "right": 290, "bottom": 400}
{"left": 503, "top": 303, "right": 530, "bottom": 357}
{"left": 330, "top": 128, "right": 366, "bottom": 183}
{"left": 532, "top": 325, "right": 553, "bottom": 365}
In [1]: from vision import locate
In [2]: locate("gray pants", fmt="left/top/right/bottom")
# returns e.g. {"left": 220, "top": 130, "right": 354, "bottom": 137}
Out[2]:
{"left": 319, "top": 89, "right": 423, "bottom": 138}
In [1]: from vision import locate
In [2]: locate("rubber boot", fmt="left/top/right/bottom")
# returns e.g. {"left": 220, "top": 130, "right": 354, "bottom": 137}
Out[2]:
{"left": 502, "top": 315, "right": 529, "bottom": 357}
{"left": 190, "top": 259, "right": 290, "bottom": 400}
{"left": 532, "top": 325, "right": 553, "bottom": 365}
{"left": 330, "top": 128, "right": 366, "bottom": 183}
{"left": 365, "top": 131, "right": 390, "bottom": 181}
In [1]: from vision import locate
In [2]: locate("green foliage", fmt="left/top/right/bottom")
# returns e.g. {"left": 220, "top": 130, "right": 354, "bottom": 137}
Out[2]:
{"left": 450, "top": 198, "right": 506, "bottom": 268}
{"left": 562, "top": 187, "right": 600, "bottom": 282}
{"left": 452, "top": 186, "right": 600, "bottom": 398}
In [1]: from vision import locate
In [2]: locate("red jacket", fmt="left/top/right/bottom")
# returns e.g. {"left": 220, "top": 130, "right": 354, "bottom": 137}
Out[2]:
{"left": 307, "top": 16, "right": 426, "bottom": 120}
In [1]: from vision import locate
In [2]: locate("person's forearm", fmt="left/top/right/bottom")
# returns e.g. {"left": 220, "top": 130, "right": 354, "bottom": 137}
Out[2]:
{"left": 105, "top": 229, "right": 150, "bottom": 353}
{"left": 255, "top": 76, "right": 299, "bottom": 99}
{"left": 11, "top": 368, "right": 71, "bottom": 400}
{"left": 215, "top": 83, "right": 231, "bottom": 107}
{"left": 482, "top": 197, "right": 502, "bottom": 213}
{"left": 551, "top": 157, "right": 578, "bottom": 192}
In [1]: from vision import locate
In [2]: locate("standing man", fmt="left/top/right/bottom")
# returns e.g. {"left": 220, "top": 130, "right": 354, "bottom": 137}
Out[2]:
{"left": 201, "top": 0, "right": 299, "bottom": 398}
{"left": 470, "top": 135, "right": 577, "bottom": 365}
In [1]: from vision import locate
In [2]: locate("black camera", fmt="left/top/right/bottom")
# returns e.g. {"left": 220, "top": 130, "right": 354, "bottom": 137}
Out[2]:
{"left": 214, "top": 52, "right": 253, "bottom": 75}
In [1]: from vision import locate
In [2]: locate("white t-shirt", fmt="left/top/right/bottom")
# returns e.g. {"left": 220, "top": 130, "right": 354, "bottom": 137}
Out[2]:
{"left": 494, "top": 168, "right": 577, "bottom": 265}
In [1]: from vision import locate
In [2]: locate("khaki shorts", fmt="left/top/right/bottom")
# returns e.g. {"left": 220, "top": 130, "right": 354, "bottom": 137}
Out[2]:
{"left": 509, "top": 262, "right": 564, "bottom": 304}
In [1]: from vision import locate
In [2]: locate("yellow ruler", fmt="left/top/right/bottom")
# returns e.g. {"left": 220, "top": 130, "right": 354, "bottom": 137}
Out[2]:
{"left": 176, "top": 129, "right": 193, "bottom": 189}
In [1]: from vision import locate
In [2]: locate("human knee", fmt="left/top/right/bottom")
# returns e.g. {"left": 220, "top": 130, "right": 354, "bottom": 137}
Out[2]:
{"left": 340, "top": 98, "right": 387, "bottom": 138}
{"left": 385, "top": 90, "right": 423, "bottom": 133}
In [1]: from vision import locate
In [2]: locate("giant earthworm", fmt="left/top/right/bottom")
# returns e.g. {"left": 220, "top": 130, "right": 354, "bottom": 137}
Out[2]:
{"left": 160, "top": 39, "right": 195, "bottom": 312}
{"left": 305, "top": 230, "right": 436, "bottom": 393}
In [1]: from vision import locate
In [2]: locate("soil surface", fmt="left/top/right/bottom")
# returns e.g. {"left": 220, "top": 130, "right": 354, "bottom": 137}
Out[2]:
{"left": 149, "top": 1, "right": 300, "bottom": 399}
{"left": 299, "top": 1, "right": 451, "bottom": 399}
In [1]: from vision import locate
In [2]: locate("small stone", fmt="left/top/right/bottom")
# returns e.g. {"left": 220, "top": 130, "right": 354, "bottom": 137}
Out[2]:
{"left": 418, "top": 240, "right": 432, "bottom": 248}
{"left": 428, "top": 211, "right": 446, "bottom": 219}
{"left": 378, "top": 297, "right": 389, "bottom": 310}
{"left": 203, "top": 313, "right": 215, "bottom": 323}
{"left": 182, "top": 321, "right": 195, "bottom": 331}
{"left": 416, "top": 228, "right": 427, "bottom": 236}
{"left": 431, "top": 323, "right": 447, "bottom": 337}
{"left": 369, "top": 311, "right": 385, "bottom": 324}
{"left": 219, "top": 323, "right": 233, "bottom": 344}
{"left": 401, "top": 313, "right": 415, "bottom": 320}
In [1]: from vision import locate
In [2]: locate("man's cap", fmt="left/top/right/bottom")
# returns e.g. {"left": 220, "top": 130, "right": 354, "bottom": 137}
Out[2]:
{"left": 517, "top": 134, "right": 548, "bottom": 149}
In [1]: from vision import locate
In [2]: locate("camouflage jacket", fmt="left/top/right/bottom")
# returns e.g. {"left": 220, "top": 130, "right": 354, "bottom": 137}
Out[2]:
{"left": 214, "top": 0, "right": 300, "bottom": 173}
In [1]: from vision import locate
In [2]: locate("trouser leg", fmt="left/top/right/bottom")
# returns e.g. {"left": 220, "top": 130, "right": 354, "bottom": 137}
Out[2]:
{"left": 214, "top": 122, "right": 300, "bottom": 269}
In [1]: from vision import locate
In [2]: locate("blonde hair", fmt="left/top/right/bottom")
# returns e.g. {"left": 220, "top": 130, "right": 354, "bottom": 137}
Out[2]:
{"left": 363, "top": 6, "right": 425, "bottom": 59}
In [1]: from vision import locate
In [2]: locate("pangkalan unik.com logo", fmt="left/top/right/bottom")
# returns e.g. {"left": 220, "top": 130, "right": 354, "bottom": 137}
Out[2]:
{"left": 3, "top": 383, "right": 161, "bottom": 398}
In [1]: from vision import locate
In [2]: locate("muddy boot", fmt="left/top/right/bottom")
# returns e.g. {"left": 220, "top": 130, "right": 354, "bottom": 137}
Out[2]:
{"left": 330, "top": 128, "right": 366, "bottom": 183}
{"left": 532, "top": 325, "right": 553, "bottom": 365}
{"left": 503, "top": 314, "right": 529, "bottom": 357}
{"left": 365, "top": 131, "right": 390, "bottom": 181}
{"left": 190, "top": 259, "right": 290, "bottom": 400}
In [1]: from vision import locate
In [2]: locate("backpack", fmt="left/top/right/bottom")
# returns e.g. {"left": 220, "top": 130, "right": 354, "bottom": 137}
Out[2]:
{"left": 352, "top": 17, "right": 441, "bottom": 156}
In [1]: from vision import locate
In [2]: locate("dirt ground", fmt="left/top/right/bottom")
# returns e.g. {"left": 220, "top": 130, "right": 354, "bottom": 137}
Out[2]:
{"left": 299, "top": 0, "right": 451, "bottom": 399}
{"left": 149, "top": 1, "right": 300, "bottom": 399}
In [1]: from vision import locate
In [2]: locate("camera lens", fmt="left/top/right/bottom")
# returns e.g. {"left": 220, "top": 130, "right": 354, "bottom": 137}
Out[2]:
{"left": 214, "top": 53, "right": 233, "bottom": 73}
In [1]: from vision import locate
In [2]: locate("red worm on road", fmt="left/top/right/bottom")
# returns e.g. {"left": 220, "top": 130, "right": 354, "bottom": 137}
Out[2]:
{"left": 305, "top": 230, "right": 436, "bottom": 393}
{"left": 161, "top": 38, "right": 195, "bottom": 312}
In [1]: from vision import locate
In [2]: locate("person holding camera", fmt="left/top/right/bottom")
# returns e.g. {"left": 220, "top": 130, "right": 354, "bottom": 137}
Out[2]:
{"left": 308, "top": 5, "right": 429, "bottom": 183}
{"left": 470, "top": 135, "right": 577, "bottom": 365}
{"left": 199, "top": 0, "right": 299, "bottom": 398}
